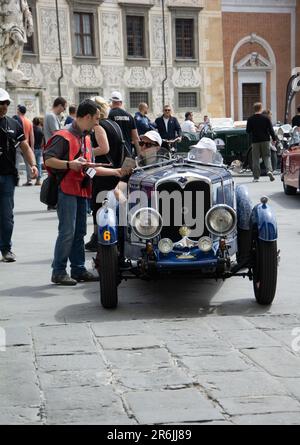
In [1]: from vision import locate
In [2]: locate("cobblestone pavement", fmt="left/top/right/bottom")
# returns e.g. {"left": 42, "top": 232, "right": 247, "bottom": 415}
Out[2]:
{"left": 0, "top": 175, "right": 300, "bottom": 425}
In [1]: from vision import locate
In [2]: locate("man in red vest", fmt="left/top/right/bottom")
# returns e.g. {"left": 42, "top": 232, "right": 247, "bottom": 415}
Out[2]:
{"left": 44, "top": 99, "right": 125, "bottom": 286}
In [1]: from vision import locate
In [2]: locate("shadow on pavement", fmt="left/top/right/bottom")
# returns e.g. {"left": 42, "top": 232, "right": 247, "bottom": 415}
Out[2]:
{"left": 267, "top": 191, "right": 300, "bottom": 210}
{"left": 54, "top": 278, "right": 270, "bottom": 323}
{"left": 0, "top": 285, "right": 58, "bottom": 299}
{"left": 14, "top": 210, "right": 51, "bottom": 216}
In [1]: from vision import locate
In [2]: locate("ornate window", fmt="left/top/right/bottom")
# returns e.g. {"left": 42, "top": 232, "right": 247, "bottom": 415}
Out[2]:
{"left": 129, "top": 91, "right": 149, "bottom": 109}
{"left": 175, "top": 19, "right": 194, "bottom": 59}
{"left": 79, "top": 91, "right": 100, "bottom": 102}
{"left": 176, "top": 90, "right": 199, "bottom": 111}
{"left": 74, "top": 12, "right": 95, "bottom": 56}
{"left": 178, "top": 92, "right": 197, "bottom": 108}
{"left": 120, "top": 3, "right": 152, "bottom": 65}
{"left": 126, "top": 16, "right": 145, "bottom": 58}
{"left": 169, "top": 6, "right": 201, "bottom": 65}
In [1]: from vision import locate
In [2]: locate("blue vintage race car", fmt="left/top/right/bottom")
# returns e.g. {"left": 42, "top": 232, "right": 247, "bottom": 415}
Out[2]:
{"left": 96, "top": 147, "right": 279, "bottom": 309}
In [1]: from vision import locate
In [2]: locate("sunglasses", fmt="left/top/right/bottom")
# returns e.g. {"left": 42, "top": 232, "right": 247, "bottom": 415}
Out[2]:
{"left": 0, "top": 101, "right": 10, "bottom": 106}
{"left": 164, "top": 109, "right": 171, "bottom": 112}
{"left": 139, "top": 141, "right": 159, "bottom": 148}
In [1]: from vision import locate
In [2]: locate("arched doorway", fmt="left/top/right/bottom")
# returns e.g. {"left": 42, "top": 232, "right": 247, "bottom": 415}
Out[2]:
{"left": 230, "top": 34, "right": 276, "bottom": 121}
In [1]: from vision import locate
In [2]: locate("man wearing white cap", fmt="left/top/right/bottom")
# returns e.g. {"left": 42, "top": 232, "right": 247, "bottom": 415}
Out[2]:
{"left": 0, "top": 89, "right": 38, "bottom": 262}
{"left": 108, "top": 91, "right": 140, "bottom": 157}
{"left": 137, "top": 130, "right": 170, "bottom": 166}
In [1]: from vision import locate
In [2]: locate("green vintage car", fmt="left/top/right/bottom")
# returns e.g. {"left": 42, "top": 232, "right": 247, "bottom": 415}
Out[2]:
{"left": 178, "top": 120, "right": 251, "bottom": 165}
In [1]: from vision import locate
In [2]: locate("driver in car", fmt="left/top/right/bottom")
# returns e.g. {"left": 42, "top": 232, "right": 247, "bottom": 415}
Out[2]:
{"left": 137, "top": 130, "right": 169, "bottom": 166}
{"left": 114, "top": 131, "right": 168, "bottom": 202}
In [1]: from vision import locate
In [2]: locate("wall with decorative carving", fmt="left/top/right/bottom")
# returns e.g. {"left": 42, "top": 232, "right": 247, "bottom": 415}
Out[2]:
{"left": 16, "top": 0, "right": 225, "bottom": 122}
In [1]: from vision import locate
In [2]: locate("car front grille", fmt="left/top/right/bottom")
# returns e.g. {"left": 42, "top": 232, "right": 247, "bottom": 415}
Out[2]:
{"left": 157, "top": 180, "right": 211, "bottom": 242}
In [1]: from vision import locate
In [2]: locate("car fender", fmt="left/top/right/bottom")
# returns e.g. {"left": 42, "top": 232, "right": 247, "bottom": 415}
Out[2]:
{"left": 236, "top": 185, "right": 253, "bottom": 230}
{"left": 251, "top": 202, "right": 278, "bottom": 242}
{"left": 97, "top": 206, "right": 118, "bottom": 246}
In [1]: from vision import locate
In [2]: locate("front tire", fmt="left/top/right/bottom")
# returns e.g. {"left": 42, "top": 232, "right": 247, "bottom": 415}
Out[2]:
{"left": 252, "top": 240, "right": 278, "bottom": 306}
{"left": 98, "top": 244, "right": 119, "bottom": 309}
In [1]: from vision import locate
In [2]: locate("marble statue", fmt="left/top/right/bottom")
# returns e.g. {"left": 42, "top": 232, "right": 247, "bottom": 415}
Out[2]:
{"left": 0, "top": 0, "right": 33, "bottom": 83}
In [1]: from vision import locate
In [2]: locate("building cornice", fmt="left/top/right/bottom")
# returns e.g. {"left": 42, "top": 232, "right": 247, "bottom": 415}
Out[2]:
{"left": 66, "top": 0, "right": 104, "bottom": 7}
{"left": 117, "top": 0, "right": 155, "bottom": 8}
{"left": 222, "top": 0, "right": 296, "bottom": 12}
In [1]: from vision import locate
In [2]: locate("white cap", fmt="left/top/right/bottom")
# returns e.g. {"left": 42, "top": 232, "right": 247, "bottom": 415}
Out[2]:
{"left": 194, "top": 137, "right": 217, "bottom": 152}
{"left": 0, "top": 88, "right": 12, "bottom": 104}
{"left": 110, "top": 91, "right": 123, "bottom": 102}
{"left": 141, "top": 130, "right": 162, "bottom": 147}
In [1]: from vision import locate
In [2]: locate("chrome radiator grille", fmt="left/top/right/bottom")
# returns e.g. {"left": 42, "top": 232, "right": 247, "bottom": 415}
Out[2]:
{"left": 157, "top": 180, "right": 211, "bottom": 242}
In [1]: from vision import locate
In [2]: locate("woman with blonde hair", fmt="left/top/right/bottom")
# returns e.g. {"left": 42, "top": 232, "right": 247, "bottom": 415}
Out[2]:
{"left": 85, "top": 96, "right": 128, "bottom": 251}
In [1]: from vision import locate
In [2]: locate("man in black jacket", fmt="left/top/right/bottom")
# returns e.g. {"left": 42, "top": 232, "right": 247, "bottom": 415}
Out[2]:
{"left": 155, "top": 105, "right": 182, "bottom": 146}
{"left": 246, "top": 102, "right": 276, "bottom": 182}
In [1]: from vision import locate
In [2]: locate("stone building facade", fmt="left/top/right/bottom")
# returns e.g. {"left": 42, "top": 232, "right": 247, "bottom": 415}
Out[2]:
{"left": 9, "top": 0, "right": 225, "bottom": 122}
{"left": 6, "top": 0, "right": 298, "bottom": 123}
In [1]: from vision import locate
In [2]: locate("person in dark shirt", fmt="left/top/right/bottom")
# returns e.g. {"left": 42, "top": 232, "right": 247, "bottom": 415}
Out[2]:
{"left": 292, "top": 105, "right": 300, "bottom": 127}
{"left": 134, "top": 102, "right": 156, "bottom": 136}
{"left": 65, "top": 105, "right": 77, "bottom": 126}
{"left": 33, "top": 117, "right": 44, "bottom": 185}
{"left": 246, "top": 102, "right": 276, "bottom": 182}
{"left": 108, "top": 91, "right": 140, "bottom": 157}
{"left": 155, "top": 105, "right": 182, "bottom": 148}
{"left": 0, "top": 88, "right": 38, "bottom": 262}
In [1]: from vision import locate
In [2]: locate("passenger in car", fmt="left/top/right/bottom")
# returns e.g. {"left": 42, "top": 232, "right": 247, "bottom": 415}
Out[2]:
{"left": 190, "top": 137, "right": 218, "bottom": 163}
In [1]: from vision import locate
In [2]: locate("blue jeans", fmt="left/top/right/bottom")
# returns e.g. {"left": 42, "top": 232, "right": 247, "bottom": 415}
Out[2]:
{"left": 52, "top": 191, "right": 88, "bottom": 276}
{"left": 0, "top": 175, "right": 15, "bottom": 254}
{"left": 34, "top": 148, "right": 43, "bottom": 179}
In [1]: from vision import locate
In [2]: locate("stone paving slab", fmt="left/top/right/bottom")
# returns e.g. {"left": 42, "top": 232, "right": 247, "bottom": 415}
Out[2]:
{"left": 278, "top": 378, "right": 300, "bottom": 401}
{"left": 181, "top": 351, "right": 254, "bottom": 374}
{"left": 125, "top": 388, "right": 224, "bottom": 424}
{"left": 44, "top": 386, "right": 123, "bottom": 412}
{"left": 248, "top": 315, "right": 300, "bottom": 331}
{"left": 39, "top": 369, "right": 111, "bottom": 389}
{"left": 265, "top": 329, "right": 298, "bottom": 351}
{"left": 97, "top": 335, "right": 163, "bottom": 351}
{"left": 196, "top": 371, "right": 287, "bottom": 399}
{"left": 166, "top": 340, "right": 231, "bottom": 357}
{"left": 46, "top": 410, "right": 136, "bottom": 425}
{"left": 114, "top": 368, "right": 195, "bottom": 391}
{"left": 0, "top": 406, "right": 41, "bottom": 425}
{"left": 36, "top": 353, "right": 106, "bottom": 373}
{"left": 232, "top": 413, "right": 300, "bottom": 425}
{"left": 0, "top": 382, "right": 41, "bottom": 408}
{"left": 91, "top": 321, "right": 151, "bottom": 338}
{"left": 206, "top": 316, "right": 257, "bottom": 332}
{"left": 221, "top": 329, "right": 281, "bottom": 350}
{"left": 3, "top": 327, "right": 32, "bottom": 347}
{"left": 104, "top": 348, "right": 172, "bottom": 370}
{"left": 218, "top": 396, "right": 300, "bottom": 416}
{"left": 242, "top": 347, "right": 300, "bottom": 378}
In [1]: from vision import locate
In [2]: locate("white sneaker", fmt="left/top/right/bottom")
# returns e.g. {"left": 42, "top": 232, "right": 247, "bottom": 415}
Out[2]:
{"left": 252, "top": 179, "right": 259, "bottom": 183}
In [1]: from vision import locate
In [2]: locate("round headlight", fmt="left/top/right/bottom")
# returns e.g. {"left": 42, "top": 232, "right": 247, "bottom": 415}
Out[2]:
{"left": 131, "top": 208, "right": 162, "bottom": 240}
{"left": 158, "top": 238, "right": 173, "bottom": 254}
{"left": 205, "top": 205, "right": 237, "bottom": 237}
{"left": 198, "top": 237, "right": 213, "bottom": 253}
